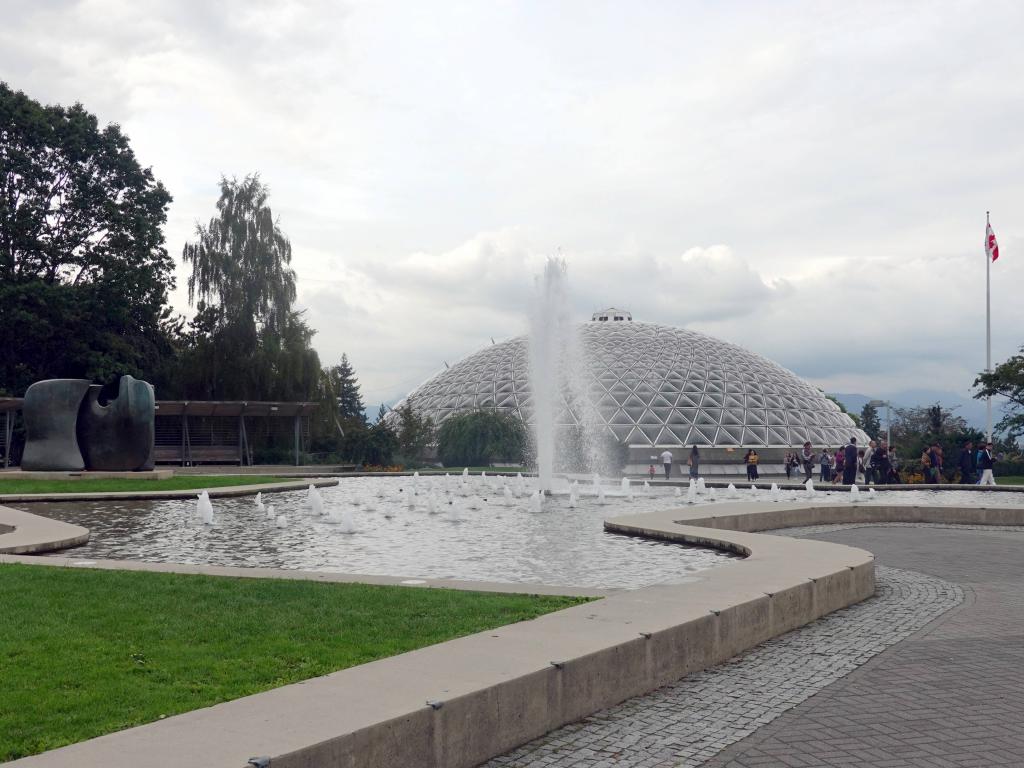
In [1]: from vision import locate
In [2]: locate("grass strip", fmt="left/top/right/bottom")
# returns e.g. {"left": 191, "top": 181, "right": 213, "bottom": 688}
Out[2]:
{"left": 996, "top": 476, "right": 1024, "bottom": 485}
{"left": 0, "top": 563, "right": 589, "bottom": 760}
{"left": 0, "top": 475, "right": 294, "bottom": 495}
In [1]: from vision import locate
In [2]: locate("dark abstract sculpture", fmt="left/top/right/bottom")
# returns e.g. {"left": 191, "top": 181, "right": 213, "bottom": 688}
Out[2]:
{"left": 21, "top": 379, "right": 93, "bottom": 471}
{"left": 21, "top": 375, "right": 155, "bottom": 472}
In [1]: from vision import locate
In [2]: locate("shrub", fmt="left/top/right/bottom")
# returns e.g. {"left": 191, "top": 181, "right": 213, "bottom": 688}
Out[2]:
{"left": 437, "top": 411, "right": 526, "bottom": 467}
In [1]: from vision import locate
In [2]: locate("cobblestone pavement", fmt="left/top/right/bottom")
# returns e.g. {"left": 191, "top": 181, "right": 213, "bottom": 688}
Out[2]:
{"left": 485, "top": 524, "right": 1024, "bottom": 768}
{"left": 706, "top": 524, "right": 1024, "bottom": 768}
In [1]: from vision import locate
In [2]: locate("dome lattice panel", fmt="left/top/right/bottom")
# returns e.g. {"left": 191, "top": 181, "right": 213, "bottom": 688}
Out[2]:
{"left": 399, "top": 321, "right": 866, "bottom": 448}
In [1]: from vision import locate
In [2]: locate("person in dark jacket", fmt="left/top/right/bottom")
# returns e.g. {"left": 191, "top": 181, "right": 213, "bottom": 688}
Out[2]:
{"left": 978, "top": 442, "right": 997, "bottom": 485}
{"left": 871, "top": 442, "right": 890, "bottom": 485}
{"left": 927, "top": 443, "right": 942, "bottom": 483}
{"left": 958, "top": 441, "right": 976, "bottom": 484}
{"left": 843, "top": 437, "right": 858, "bottom": 485}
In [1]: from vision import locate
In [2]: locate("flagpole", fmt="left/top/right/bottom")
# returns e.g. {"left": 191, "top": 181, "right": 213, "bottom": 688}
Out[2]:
{"left": 986, "top": 211, "right": 992, "bottom": 442}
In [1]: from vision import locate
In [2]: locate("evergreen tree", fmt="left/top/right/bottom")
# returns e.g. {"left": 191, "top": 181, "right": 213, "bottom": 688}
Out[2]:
{"left": 860, "top": 403, "right": 882, "bottom": 440}
{"left": 325, "top": 354, "right": 366, "bottom": 426}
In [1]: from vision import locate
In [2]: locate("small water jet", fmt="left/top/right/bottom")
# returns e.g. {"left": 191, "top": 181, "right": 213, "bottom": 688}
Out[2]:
{"left": 196, "top": 491, "right": 214, "bottom": 525}
{"left": 308, "top": 485, "right": 324, "bottom": 516}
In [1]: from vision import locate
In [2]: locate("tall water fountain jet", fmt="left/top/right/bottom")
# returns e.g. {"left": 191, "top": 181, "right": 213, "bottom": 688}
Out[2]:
{"left": 529, "top": 258, "right": 573, "bottom": 492}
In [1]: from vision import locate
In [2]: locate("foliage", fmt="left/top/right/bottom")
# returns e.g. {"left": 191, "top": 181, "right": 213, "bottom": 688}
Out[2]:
{"left": 889, "top": 403, "right": 984, "bottom": 481}
{"left": 182, "top": 173, "right": 295, "bottom": 338}
{"left": 974, "top": 346, "right": 1024, "bottom": 443}
{"left": 169, "top": 175, "right": 321, "bottom": 402}
{"left": 391, "top": 399, "right": 434, "bottom": 466}
{"left": 437, "top": 410, "right": 527, "bottom": 467}
{"left": 994, "top": 459, "right": 1024, "bottom": 478}
{"left": 0, "top": 563, "right": 586, "bottom": 761}
{"left": 0, "top": 83, "right": 174, "bottom": 394}
{"left": 324, "top": 354, "right": 366, "bottom": 428}
{"left": 860, "top": 403, "right": 882, "bottom": 441}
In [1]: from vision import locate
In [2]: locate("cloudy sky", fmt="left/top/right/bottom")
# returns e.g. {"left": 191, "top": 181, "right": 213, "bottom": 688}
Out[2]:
{"left": 3, "top": 0, "right": 1022, "bottom": 408}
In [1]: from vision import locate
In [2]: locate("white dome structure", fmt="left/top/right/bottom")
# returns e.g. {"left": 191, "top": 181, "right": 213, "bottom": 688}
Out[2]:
{"left": 399, "top": 314, "right": 866, "bottom": 451}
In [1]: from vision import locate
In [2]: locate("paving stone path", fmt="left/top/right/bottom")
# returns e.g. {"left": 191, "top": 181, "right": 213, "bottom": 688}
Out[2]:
{"left": 485, "top": 524, "right": 1024, "bottom": 768}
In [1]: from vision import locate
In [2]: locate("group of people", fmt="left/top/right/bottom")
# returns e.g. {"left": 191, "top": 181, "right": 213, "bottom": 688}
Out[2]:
{"left": 650, "top": 438, "right": 999, "bottom": 486}
{"left": 953, "top": 441, "right": 998, "bottom": 485}
{"left": 653, "top": 446, "right": 701, "bottom": 480}
{"left": 784, "top": 438, "right": 900, "bottom": 485}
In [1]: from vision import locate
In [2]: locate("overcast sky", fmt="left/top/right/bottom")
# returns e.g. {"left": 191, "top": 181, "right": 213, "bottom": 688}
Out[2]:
{"left": 3, "top": 0, "right": 1022, "bottom": 407}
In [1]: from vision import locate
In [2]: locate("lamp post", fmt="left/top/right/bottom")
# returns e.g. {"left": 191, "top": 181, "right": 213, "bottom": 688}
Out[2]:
{"left": 867, "top": 399, "right": 891, "bottom": 446}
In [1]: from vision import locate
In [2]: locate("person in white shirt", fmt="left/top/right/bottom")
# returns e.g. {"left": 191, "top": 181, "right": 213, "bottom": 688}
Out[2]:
{"left": 660, "top": 449, "right": 674, "bottom": 480}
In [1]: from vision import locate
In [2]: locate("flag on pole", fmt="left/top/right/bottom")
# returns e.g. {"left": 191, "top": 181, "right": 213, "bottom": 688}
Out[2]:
{"left": 986, "top": 220, "right": 1000, "bottom": 262}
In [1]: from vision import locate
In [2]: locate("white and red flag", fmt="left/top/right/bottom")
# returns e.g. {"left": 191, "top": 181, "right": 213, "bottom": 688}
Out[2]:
{"left": 986, "top": 220, "right": 1000, "bottom": 262}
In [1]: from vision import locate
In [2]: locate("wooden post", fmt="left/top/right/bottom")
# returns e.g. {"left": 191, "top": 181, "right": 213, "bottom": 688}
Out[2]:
{"left": 294, "top": 413, "right": 301, "bottom": 466}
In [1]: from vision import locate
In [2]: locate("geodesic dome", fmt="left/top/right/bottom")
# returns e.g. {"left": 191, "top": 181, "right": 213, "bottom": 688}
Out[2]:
{"left": 398, "top": 315, "right": 866, "bottom": 449}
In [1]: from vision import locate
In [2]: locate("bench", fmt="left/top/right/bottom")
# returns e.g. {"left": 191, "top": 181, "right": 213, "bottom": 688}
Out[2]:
{"left": 154, "top": 446, "right": 241, "bottom": 465}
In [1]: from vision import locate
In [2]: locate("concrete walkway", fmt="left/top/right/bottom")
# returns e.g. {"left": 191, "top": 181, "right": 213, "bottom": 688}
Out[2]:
{"left": 707, "top": 524, "right": 1024, "bottom": 768}
{"left": 490, "top": 523, "right": 1024, "bottom": 767}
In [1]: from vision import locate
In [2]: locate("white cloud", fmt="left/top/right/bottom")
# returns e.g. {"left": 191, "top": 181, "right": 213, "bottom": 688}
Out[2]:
{"left": 2, "top": 0, "right": 1022, "bottom": 405}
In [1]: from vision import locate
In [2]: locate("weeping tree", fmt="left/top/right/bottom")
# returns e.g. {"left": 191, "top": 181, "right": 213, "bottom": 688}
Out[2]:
{"left": 176, "top": 174, "right": 320, "bottom": 400}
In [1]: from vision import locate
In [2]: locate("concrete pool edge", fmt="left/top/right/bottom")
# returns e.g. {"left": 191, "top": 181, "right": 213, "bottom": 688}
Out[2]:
{"left": 0, "top": 477, "right": 339, "bottom": 504}
{"left": 4, "top": 503, "right": 879, "bottom": 768}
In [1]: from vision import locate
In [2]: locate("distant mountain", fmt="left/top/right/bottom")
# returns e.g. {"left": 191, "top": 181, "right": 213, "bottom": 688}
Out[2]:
{"left": 830, "top": 391, "right": 989, "bottom": 430}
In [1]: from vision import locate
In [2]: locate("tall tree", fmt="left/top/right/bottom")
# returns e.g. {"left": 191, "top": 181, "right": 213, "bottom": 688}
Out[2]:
{"left": 177, "top": 175, "right": 319, "bottom": 400}
{"left": 324, "top": 354, "right": 366, "bottom": 426}
{"left": 0, "top": 82, "right": 174, "bottom": 393}
{"left": 183, "top": 174, "right": 295, "bottom": 338}
{"left": 860, "top": 403, "right": 882, "bottom": 440}
{"left": 974, "top": 347, "right": 1024, "bottom": 442}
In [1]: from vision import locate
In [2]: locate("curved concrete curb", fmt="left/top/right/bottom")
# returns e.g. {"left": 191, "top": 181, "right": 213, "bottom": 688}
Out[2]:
{"left": 0, "top": 478, "right": 338, "bottom": 504}
{"left": 0, "top": 506, "right": 89, "bottom": 555}
{"left": 4, "top": 505, "right": 875, "bottom": 768}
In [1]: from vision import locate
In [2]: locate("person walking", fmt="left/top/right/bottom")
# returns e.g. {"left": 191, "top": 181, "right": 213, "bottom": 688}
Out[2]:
{"left": 688, "top": 445, "right": 700, "bottom": 479}
{"left": 744, "top": 449, "right": 755, "bottom": 481}
{"left": 843, "top": 437, "right": 858, "bottom": 485}
{"left": 871, "top": 442, "right": 890, "bottom": 485}
{"left": 801, "top": 442, "right": 814, "bottom": 482}
{"left": 926, "top": 443, "right": 943, "bottom": 484}
{"left": 978, "top": 442, "right": 997, "bottom": 485}
{"left": 820, "top": 448, "right": 832, "bottom": 482}
{"left": 958, "top": 441, "right": 976, "bottom": 484}
{"left": 863, "top": 440, "right": 876, "bottom": 485}
{"left": 831, "top": 447, "right": 844, "bottom": 485}
{"left": 749, "top": 449, "right": 760, "bottom": 480}
{"left": 856, "top": 449, "right": 866, "bottom": 484}
{"left": 660, "top": 449, "right": 673, "bottom": 480}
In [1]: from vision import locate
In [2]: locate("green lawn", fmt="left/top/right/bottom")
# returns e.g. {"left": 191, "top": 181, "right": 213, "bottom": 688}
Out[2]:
{"left": 0, "top": 475, "right": 293, "bottom": 495}
{"left": 0, "top": 564, "right": 588, "bottom": 760}
{"left": 996, "top": 476, "right": 1024, "bottom": 485}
